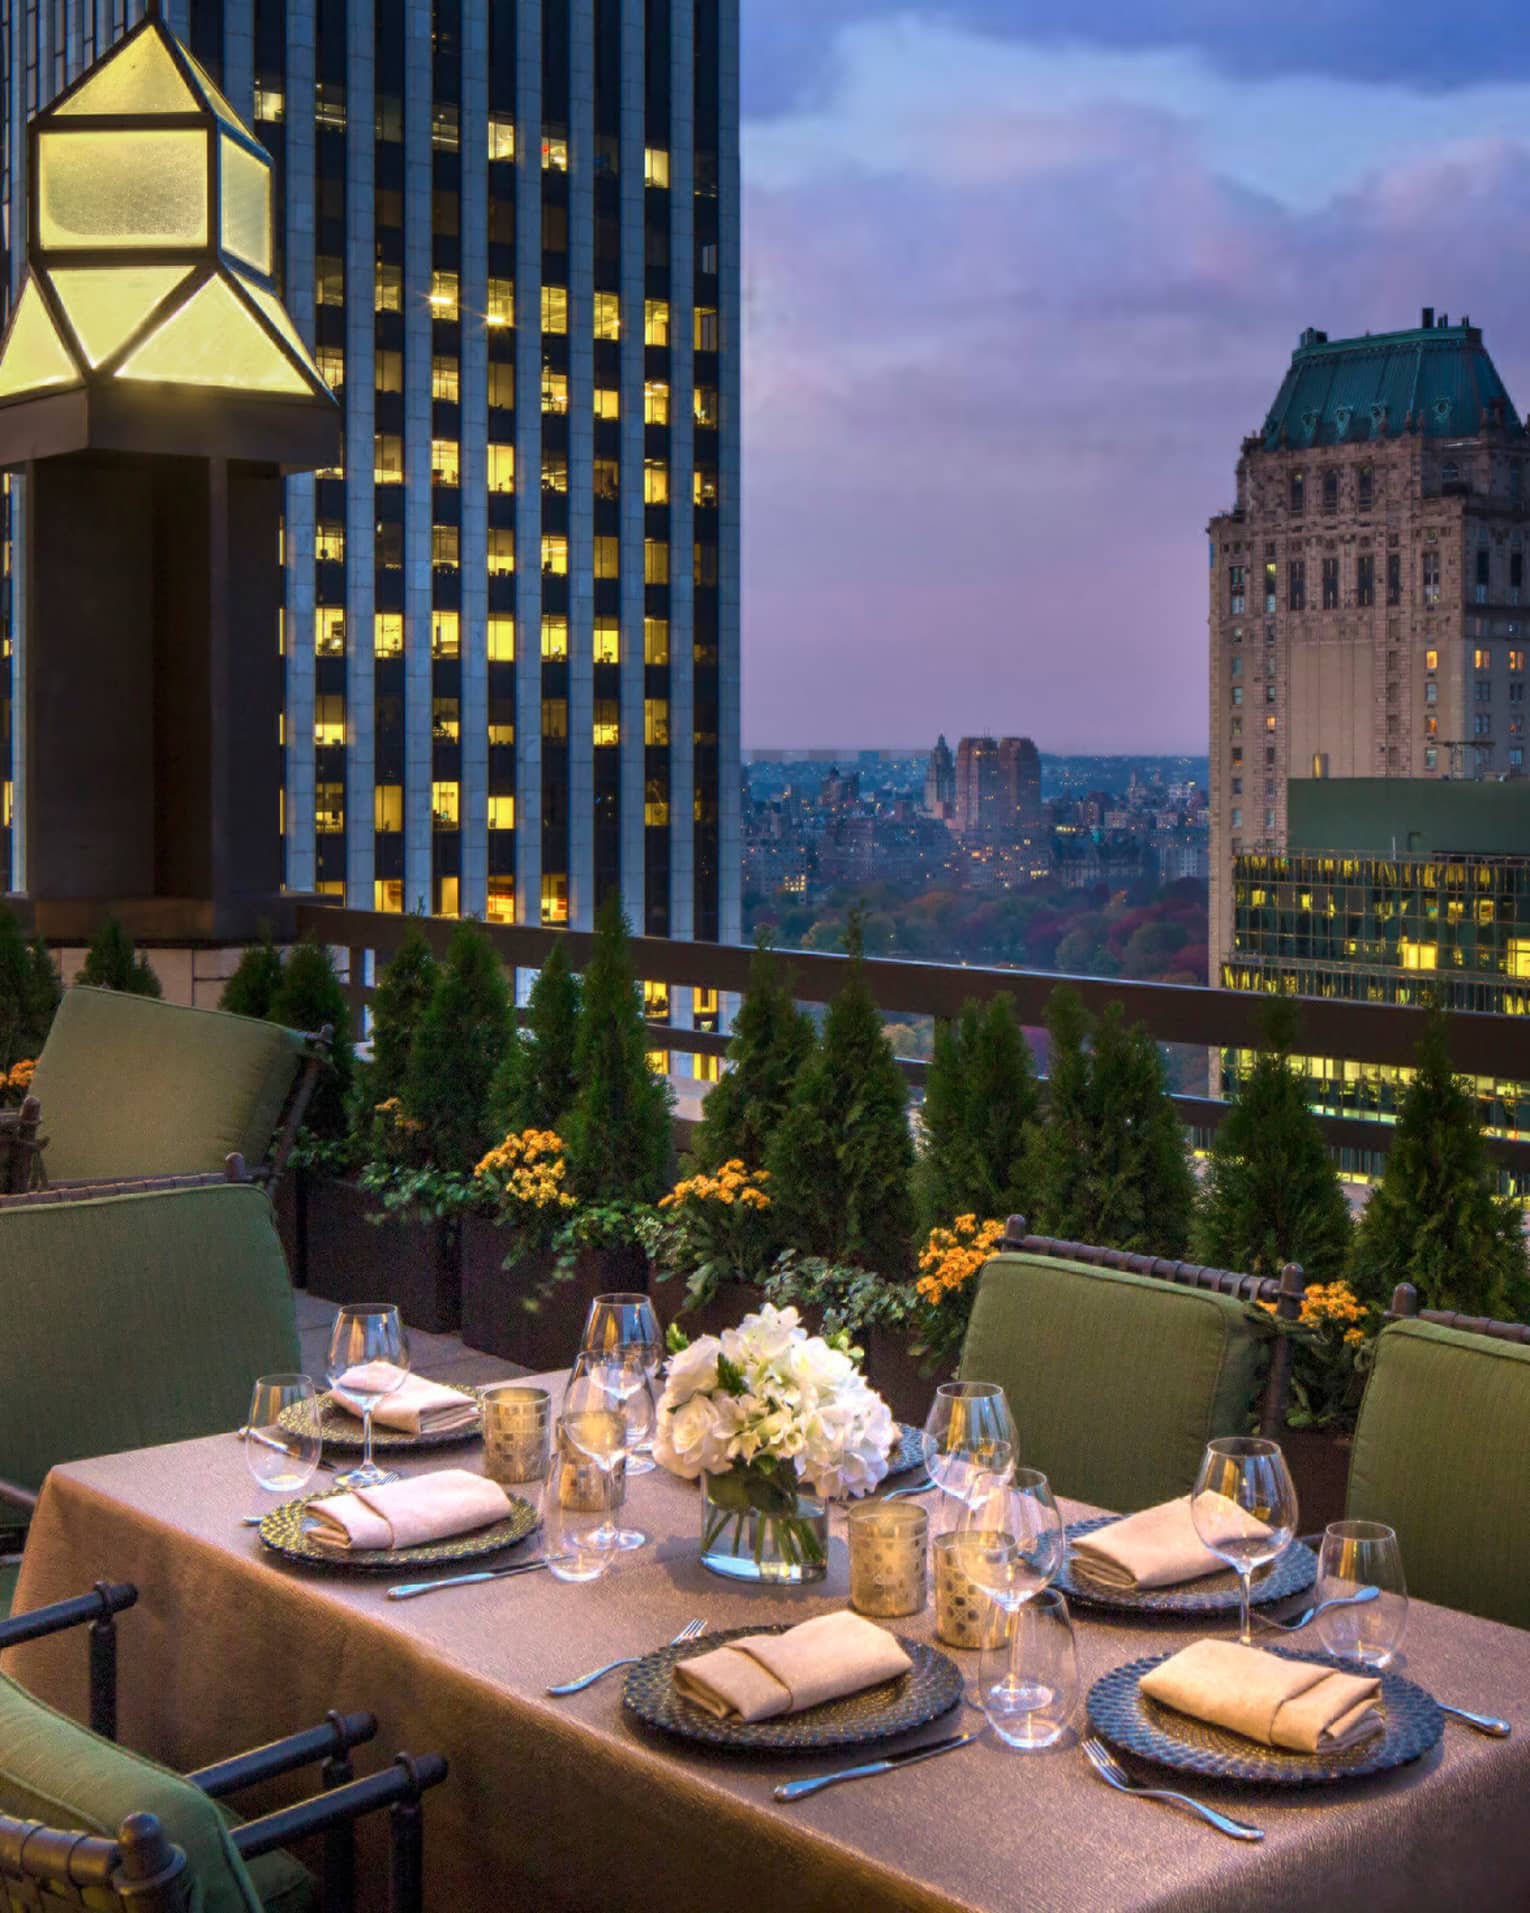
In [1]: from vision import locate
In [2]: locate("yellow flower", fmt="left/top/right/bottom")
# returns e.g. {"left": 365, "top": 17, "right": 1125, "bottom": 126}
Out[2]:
{"left": 7, "top": 1058, "right": 36, "bottom": 1092}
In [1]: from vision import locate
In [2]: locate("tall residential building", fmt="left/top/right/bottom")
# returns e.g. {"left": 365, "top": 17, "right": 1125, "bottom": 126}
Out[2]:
{"left": 0, "top": 0, "right": 741, "bottom": 951}
{"left": 922, "top": 733, "right": 954, "bottom": 819}
{"left": 1208, "top": 312, "right": 1529, "bottom": 983}
{"left": 952, "top": 733, "right": 1042, "bottom": 839}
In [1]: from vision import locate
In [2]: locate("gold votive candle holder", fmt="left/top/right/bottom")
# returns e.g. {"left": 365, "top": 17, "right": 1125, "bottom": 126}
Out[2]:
{"left": 934, "top": 1531, "right": 1015, "bottom": 1651}
{"left": 848, "top": 1502, "right": 928, "bottom": 1618}
{"left": 481, "top": 1383, "right": 551, "bottom": 1487}
{"left": 556, "top": 1412, "right": 628, "bottom": 1514}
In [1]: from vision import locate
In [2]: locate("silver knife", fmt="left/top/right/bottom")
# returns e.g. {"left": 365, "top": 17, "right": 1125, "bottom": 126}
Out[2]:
{"left": 386, "top": 1556, "right": 568, "bottom": 1600}
{"left": 774, "top": 1732, "right": 979, "bottom": 1801}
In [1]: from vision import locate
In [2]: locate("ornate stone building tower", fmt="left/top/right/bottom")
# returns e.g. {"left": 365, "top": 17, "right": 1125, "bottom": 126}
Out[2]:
{"left": 1208, "top": 311, "right": 1530, "bottom": 985}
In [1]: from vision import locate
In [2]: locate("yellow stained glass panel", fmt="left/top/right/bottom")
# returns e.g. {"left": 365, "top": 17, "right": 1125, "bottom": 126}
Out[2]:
{"left": 47, "top": 265, "right": 189, "bottom": 366}
{"left": 184, "top": 47, "right": 247, "bottom": 132}
{"left": 232, "top": 271, "right": 322, "bottom": 382}
{"left": 55, "top": 28, "right": 196, "bottom": 117}
{"left": 39, "top": 128, "right": 207, "bottom": 249}
{"left": 117, "top": 273, "right": 308, "bottom": 392}
{"left": 0, "top": 278, "right": 78, "bottom": 397}
{"left": 220, "top": 136, "right": 272, "bottom": 275}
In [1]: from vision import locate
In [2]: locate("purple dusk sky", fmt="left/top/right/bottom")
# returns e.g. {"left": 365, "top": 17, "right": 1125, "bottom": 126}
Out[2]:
{"left": 737, "top": 2, "right": 1530, "bottom": 753}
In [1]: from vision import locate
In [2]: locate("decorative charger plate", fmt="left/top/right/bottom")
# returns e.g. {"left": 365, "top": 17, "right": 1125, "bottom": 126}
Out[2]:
{"left": 257, "top": 1488, "right": 538, "bottom": 1573}
{"left": 1087, "top": 1646, "right": 1443, "bottom": 1786}
{"left": 1058, "top": 1515, "right": 1317, "bottom": 1616}
{"left": 281, "top": 1386, "right": 482, "bottom": 1454}
{"left": 623, "top": 1624, "right": 963, "bottom": 1753}
{"left": 885, "top": 1423, "right": 930, "bottom": 1479}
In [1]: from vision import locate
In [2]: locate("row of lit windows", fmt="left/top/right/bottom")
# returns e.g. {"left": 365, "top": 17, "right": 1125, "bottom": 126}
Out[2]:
{"left": 314, "top": 346, "right": 718, "bottom": 427}
{"left": 304, "top": 515, "right": 719, "bottom": 589}
{"left": 320, "top": 610, "right": 673, "bottom": 662}
{"left": 328, "top": 266, "right": 721, "bottom": 348}
{"left": 311, "top": 697, "right": 675, "bottom": 750}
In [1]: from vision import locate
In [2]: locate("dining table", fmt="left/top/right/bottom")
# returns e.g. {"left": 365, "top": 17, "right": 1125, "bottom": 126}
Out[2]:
{"left": 7, "top": 1372, "right": 1530, "bottom": 1913}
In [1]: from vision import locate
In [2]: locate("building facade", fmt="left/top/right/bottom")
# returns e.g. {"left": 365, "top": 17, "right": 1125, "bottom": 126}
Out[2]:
{"left": 1208, "top": 312, "right": 1530, "bottom": 985}
{"left": 951, "top": 733, "right": 1042, "bottom": 840}
{"left": 0, "top": 0, "right": 740, "bottom": 952}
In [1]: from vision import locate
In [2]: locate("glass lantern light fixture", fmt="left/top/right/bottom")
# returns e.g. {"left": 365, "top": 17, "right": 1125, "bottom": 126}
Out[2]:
{"left": 0, "top": 1, "right": 332, "bottom": 413}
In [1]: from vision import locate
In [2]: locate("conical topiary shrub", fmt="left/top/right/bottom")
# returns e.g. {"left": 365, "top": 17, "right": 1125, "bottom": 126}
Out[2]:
{"left": 401, "top": 920, "right": 514, "bottom": 1174}
{"left": 220, "top": 925, "right": 284, "bottom": 1022}
{"left": 915, "top": 992, "right": 1037, "bottom": 1236}
{"left": 0, "top": 906, "right": 59, "bottom": 1072}
{"left": 692, "top": 933, "right": 814, "bottom": 1172}
{"left": 76, "top": 917, "right": 160, "bottom": 997}
{"left": 490, "top": 938, "right": 581, "bottom": 1137}
{"left": 366, "top": 916, "right": 438, "bottom": 1108}
{"left": 269, "top": 933, "right": 354, "bottom": 1141}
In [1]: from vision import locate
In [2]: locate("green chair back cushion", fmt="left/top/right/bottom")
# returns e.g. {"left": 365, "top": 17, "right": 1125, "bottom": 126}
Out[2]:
{"left": 29, "top": 988, "right": 306, "bottom": 1183}
{"left": 959, "top": 1252, "right": 1270, "bottom": 1513}
{"left": 0, "top": 1183, "right": 299, "bottom": 1494}
{"left": 1347, "top": 1319, "right": 1530, "bottom": 1631}
{"left": 0, "top": 1670, "right": 264, "bottom": 1912}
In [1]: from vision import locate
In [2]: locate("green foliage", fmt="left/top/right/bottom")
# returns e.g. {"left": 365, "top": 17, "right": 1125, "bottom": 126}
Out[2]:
{"left": 76, "top": 918, "right": 161, "bottom": 998}
{"left": 400, "top": 920, "right": 514, "bottom": 1174}
{"left": 490, "top": 938, "right": 581, "bottom": 1136}
{"left": 1193, "top": 999, "right": 1353, "bottom": 1283}
{"left": 269, "top": 934, "right": 354, "bottom": 1140}
{"left": 914, "top": 993, "right": 1038, "bottom": 1235}
{"left": 219, "top": 925, "right": 284, "bottom": 1022}
{"left": 693, "top": 933, "right": 814, "bottom": 1171}
{"left": 565, "top": 894, "right": 674, "bottom": 1204}
{"left": 766, "top": 909, "right": 915, "bottom": 1275}
{"left": 1349, "top": 1007, "right": 1530, "bottom": 1319}
{"left": 1024, "top": 986, "right": 1195, "bottom": 1257}
{"left": 0, "top": 907, "right": 59, "bottom": 1072}
{"left": 366, "top": 917, "right": 437, "bottom": 1107}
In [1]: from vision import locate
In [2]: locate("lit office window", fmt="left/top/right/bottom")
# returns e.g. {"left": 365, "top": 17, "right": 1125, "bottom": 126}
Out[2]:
{"left": 432, "top": 781, "right": 460, "bottom": 828}
{"left": 593, "top": 457, "right": 619, "bottom": 499}
{"left": 594, "top": 537, "right": 619, "bottom": 579}
{"left": 542, "top": 534, "right": 568, "bottom": 576}
{"left": 542, "top": 368, "right": 569, "bottom": 412}
{"left": 375, "top": 348, "right": 403, "bottom": 393}
{"left": 644, "top": 617, "right": 669, "bottom": 665}
{"left": 254, "top": 81, "right": 284, "bottom": 122}
{"left": 541, "top": 873, "right": 569, "bottom": 923}
{"left": 694, "top": 385, "right": 718, "bottom": 426}
{"left": 593, "top": 619, "right": 620, "bottom": 663}
{"left": 488, "top": 795, "right": 516, "bottom": 830}
{"left": 487, "top": 878, "right": 515, "bottom": 922}
{"left": 316, "top": 254, "right": 344, "bottom": 305}
{"left": 375, "top": 261, "right": 402, "bottom": 312}
{"left": 431, "top": 356, "right": 459, "bottom": 401}
{"left": 432, "top": 104, "right": 460, "bottom": 150}
{"left": 315, "top": 784, "right": 344, "bottom": 832}
{"left": 593, "top": 386, "right": 619, "bottom": 419}
{"left": 432, "top": 610, "right": 460, "bottom": 657}
{"left": 644, "top": 380, "right": 669, "bottom": 424}
{"left": 542, "top": 451, "right": 568, "bottom": 493}
{"left": 316, "top": 522, "right": 345, "bottom": 563}
{"left": 486, "top": 277, "right": 513, "bottom": 326}
{"left": 432, "top": 524, "right": 460, "bottom": 570}
{"left": 374, "top": 878, "right": 404, "bottom": 912}
{"left": 593, "top": 700, "right": 620, "bottom": 746}
{"left": 541, "top": 616, "right": 569, "bottom": 660}
{"left": 541, "top": 285, "right": 568, "bottom": 333}
{"left": 487, "top": 527, "right": 516, "bottom": 575}
{"left": 374, "top": 613, "right": 404, "bottom": 658}
{"left": 487, "top": 615, "right": 516, "bottom": 661}
{"left": 644, "top": 699, "right": 670, "bottom": 746}
{"left": 488, "top": 443, "right": 515, "bottom": 493}
{"left": 430, "top": 269, "right": 459, "bottom": 318}
{"left": 643, "top": 299, "right": 669, "bottom": 345}
{"left": 594, "top": 291, "right": 621, "bottom": 340}
{"left": 433, "top": 698, "right": 461, "bottom": 741}
{"left": 542, "top": 128, "right": 569, "bottom": 171}
{"left": 315, "top": 344, "right": 344, "bottom": 390}
{"left": 432, "top": 439, "right": 460, "bottom": 485}
{"left": 488, "top": 116, "right": 515, "bottom": 161}
{"left": 488, "top": 698, "right": 515, "bottom": 744}
{"left": 644, "top": 146, "right": 670, "bottom": 187}
{"left": 314, "top": 696, "right": 345, "bottom": 746}
{"left": 315, "top": 607, "right": 346, "bottom": 655}
{"left": 436, "top": 876, "right": 461, "bottom": 918}
{"left": 643, "top": 459, "right": 669, "bottom": 505}
{"left": 374, "top": 785, "right": 403, "bottom": 832}
{"left": 694, "top": 468, "right": 719, "bottom": 508}
{"left": 374, "top": 434, "right": 403, "bottom": 483}
{"left": 644, "top": 539, "right": 669, "bottom": 584}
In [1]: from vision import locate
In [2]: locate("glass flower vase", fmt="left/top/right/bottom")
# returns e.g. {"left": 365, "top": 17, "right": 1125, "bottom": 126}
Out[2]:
{"left": 698, "top": 1467, "right": 829, "bottom": 1585}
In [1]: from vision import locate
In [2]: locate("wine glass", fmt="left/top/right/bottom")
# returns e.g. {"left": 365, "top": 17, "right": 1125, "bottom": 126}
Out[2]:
{"left": 1192, "top": 1436, "right": 1298, "bottom": 1646}
{"left": 954, "top": 1469, "right": 1067, "bottom": 1729}
{"left": 1316, "top": 1520, "right": 1408, "bottom": 1668}
{"left": 923, "top": 1381, "right": 1017, "bottom": 1524}
{"left": 581, "top": 1293, "right": 663, "bottom": 1475}
{"left": 326, "top": 1303, "right": 411, "bottom": 1490}
{"left": 563, "top": 1351, "right": 657, "bottom": 1551}
{"left": 245, "top": 1375, "right": 321, "bottom": 1497}
{"left": 541, "top": 1427, "right": 617, "bottom": 1584}
{"left": 978, "top": 1588, "right": 1079, "bottom": 1750}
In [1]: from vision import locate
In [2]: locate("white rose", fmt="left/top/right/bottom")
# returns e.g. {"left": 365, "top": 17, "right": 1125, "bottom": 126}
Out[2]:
{"left": 655, "top": 1392, "right": 729, "bottom": 1479}
{"left": 661, "top": 1335, "right": 720, "bottom": 1407}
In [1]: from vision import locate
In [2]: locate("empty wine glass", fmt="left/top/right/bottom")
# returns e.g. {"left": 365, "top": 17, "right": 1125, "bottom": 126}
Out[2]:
{"left": 955, "top": 1469, "right": 1067, "bottom": 1726}
{"left": 1317, "top": 1520, "right": 1408, "bottom": 1668}
{"left": 978, "top": 1588, "right": 1079, "bottom": 1750}
{"left": 1192, "top": 1436, "right": 1298, "bottom": 1646}
{"left": 563, "top": 1351, "right": 656, "bottom": 1550}
{"left": 581, "top": 1293, "right": 663, "bottom": 1475}
{"left": 245, "top": 1375, "right": 321, "bottom": 1497}
{"left": 326, "top": 1303, "right": 411, "bottom": 1490}
{"left": 541, "top": 1431, "right": 617, "bottom": 1584}
{"left": 923, "top": 1381, "right": 1017, "bottom": 1524}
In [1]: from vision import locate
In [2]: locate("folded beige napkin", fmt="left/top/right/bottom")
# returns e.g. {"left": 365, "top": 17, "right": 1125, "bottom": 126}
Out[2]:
{"left": 331, "top": 1363, "right": 480, "bottom": 1437}
{"left": 1140, "top": 1638, "right": 1383, "bottom": 1754}
{"left": 673, "top": 1611, "right": 912, "bottom": 1723}
{"left": 1071, "top": 1493, "right": 1272, "bottom": 1591}
{"left": 306, "top": 1470, "right": 511, "bottom": 1551}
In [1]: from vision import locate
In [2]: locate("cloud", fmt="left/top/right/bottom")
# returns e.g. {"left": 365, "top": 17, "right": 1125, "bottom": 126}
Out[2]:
{"left": 739, "top": 19, "right": 1530, "bottom": 750}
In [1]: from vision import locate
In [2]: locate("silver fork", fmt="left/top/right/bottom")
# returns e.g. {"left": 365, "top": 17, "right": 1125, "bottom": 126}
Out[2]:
{"left": 547, "top": 1618, "right": 707, "bottom": 1695}
{"left": 1081, "top": 1737, "right": 1264, "bottom": 1842}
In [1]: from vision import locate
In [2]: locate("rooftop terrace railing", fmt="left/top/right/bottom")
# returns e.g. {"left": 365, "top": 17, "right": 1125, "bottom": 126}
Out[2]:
{"left": 295, "top": 902, "right": 1530, "bottom": 1179}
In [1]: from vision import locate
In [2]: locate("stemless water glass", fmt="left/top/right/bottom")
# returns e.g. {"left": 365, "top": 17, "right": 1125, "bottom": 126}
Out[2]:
{"left": 1192, "top": 1436, "right": 1298, "bottom": 1646}
{"left": 563, "top": 1351, "right": 657, "bottom": 1551}
{"left": 246, "top": 1375, "right": 322, "bottom": 1496}
{"left": 326, "top": 1303, "right": 411, "bottom": 1490}
{"left": 1316, "top": 1520, "right": 1408, "bottom": 1668}
{"left": 580, "top": 1293, "right": 663, "bottom": 1475}
{"left": 978, "top": 1588, "right": 1079, "bottom": 1750}
{"left": 955, "top": 1470, "right": 1067, "bottom": 1728}
{"left": 541, "top": 1427, "right": 617, "bottom": 1584}
{"left": 923, "top": 1381, "right": 1017, "bottom": 1524}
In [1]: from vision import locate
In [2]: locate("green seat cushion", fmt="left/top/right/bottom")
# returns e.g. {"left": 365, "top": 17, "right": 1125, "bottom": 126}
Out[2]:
{"left": 29, "top": 988, "right": 306, "bottom": 1183}
{"left": 959, "top": 1252, "right": 1271, "bottom": 1513}
{"left": 1348, "top": 1320, "right": 1530, "bottom": 1631}
{"left": 0, "top": 1183, "right": 299, "bottom": 1495}
{"left": 0, "top": 1670, "right": 275, "bottom": 1912}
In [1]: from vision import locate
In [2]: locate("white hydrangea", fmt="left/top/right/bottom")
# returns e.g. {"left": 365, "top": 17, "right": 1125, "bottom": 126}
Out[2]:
{"left": 653, "top": 1301, "right": 895, "bottom": 1498}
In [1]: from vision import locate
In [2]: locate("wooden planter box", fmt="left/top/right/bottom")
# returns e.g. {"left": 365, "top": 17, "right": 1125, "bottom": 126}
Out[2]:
{"left": 304, "top": 1176, "right": 462, "bottom": 1334}
{"left": 1282, "top": 1424, "right": 1352, "bottom": 1536}
{"left": 460, "top": 1217, "right": 651, "bottom": 1370}
{"left": 864, "top": 1323, "right": 945, "bottom": 1427}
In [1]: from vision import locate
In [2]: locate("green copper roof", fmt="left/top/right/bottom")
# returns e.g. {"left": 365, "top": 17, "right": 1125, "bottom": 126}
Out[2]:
{"left": 1262, "top": 314, "right": 1524, "bottom": 450}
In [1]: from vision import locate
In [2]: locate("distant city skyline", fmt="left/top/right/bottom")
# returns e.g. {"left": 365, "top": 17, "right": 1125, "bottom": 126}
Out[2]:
{"left": 737, "top": 3, "right": 1530, "bottom": 752}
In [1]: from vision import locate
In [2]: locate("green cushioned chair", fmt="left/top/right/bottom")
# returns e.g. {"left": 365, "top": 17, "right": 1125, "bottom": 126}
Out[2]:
{"left": 959, "top": 1251, "right": 1275, "bottom": 1513}
{"left": 1347, "top": 1319, "right": 1530, "bottom": 1631}
{"left": 0, "top": 1182, "right": 299, "bottom": 1500}
{"left": 19, "top": 987, "right": 320, "bottom": 1191}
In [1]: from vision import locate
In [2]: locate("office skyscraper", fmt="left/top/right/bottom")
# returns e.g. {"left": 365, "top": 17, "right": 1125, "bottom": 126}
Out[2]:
{"left": 0, "top": 0, "right": 741, "bottom": 951}
{"left": 952, "top": 733, "right": 1042, "bottom": 839}
{"left": 1208, "top": 312, "right": 1528, "bottom": 983}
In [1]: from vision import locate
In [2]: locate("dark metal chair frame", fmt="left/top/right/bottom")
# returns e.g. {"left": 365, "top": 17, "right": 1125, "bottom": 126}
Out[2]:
{"left": 0, "top": 1584, "right": 447, "bottom": 1913}
{"left": 1386, "top": 1281, "right": 1530, "bottom": 1347}
{"left": 1000, "top": 1215, "right": 1308, "bottom": 1438}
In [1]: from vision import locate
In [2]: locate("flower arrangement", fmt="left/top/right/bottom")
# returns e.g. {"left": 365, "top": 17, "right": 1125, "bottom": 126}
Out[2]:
{"left": 1, "top": 1057, "right": 35, "bottom": 1110}
{"left": 1258, "top": 1280, "right": 1376, "bottom": 1431}
{"left": 474, "top": 1128, "right": 578, "bottom": 1220}
{"left": 656, "top": 1303, "right": 897, "bottom": 1573}
{"left": 913, "top": 1215, "right": 1006, "bottom": 1362}
{"left": 638, "top": 1159, "right": 777, "bottom": 1308}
